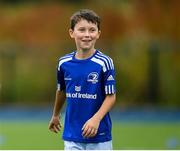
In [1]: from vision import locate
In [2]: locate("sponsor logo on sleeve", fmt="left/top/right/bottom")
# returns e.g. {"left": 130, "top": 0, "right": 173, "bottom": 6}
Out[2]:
{"left": 107, "top": 75, "right": 114, "bottom": 81}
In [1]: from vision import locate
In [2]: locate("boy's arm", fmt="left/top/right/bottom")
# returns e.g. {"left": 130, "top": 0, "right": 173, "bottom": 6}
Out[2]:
{"left": 82, "top": 94, "right": 116, "bottom": 138}
{"left": 49, "top": 90, "right": 66, "bottom": 133}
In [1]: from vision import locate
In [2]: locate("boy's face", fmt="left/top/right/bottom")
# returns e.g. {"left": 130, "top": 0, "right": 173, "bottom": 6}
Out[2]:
{"left": 69, "top": 19, "right": 100, "bottom": 51}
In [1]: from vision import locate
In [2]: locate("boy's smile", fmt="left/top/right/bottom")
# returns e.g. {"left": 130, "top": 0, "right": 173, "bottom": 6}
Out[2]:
{"left": 69, "top": 19, "right": 101, "bottom": 52}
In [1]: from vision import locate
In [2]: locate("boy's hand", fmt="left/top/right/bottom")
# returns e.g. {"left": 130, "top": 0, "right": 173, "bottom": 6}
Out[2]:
{"left": 49, "top": 116, "right": 62, "bottom": 133}
{"left": 82, "top": 116, "right": 100, "bottom": 138}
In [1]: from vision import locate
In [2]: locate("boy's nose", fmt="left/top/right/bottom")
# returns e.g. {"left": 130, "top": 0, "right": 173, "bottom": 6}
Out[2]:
{"left": 84, "top": 31, "right": 90, "bottom": 37}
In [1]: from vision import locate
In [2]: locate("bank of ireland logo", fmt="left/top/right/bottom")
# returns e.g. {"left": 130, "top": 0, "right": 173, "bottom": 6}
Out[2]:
{"left": 75, "top": 86, "right": 81, "bottom": 92}
{"left": 87, "top": 72, "right": 99, "bottom": 84}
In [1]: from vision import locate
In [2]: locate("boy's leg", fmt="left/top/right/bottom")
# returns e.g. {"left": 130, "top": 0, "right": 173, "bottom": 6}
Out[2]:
{"left": 64, "top": 141, "right": 85, "bottom": 150}
{"left": 85, "top": 140, "right": 112, "bottom": 150}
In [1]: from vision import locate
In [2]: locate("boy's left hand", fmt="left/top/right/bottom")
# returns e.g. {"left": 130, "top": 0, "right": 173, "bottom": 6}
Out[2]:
{"left": 82, "top": 116, "right": 100, "bottom": 138}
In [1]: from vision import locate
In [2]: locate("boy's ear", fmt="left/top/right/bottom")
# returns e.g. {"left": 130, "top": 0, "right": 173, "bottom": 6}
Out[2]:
{"left": 97, "top": 30, "right": 101, "bottom": 39}
{"left": 69, "top": 29, "right": 74, "bottom": 38}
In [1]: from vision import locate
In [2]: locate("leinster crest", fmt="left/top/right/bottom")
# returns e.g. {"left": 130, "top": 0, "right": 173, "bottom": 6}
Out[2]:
{"left": 87, "top": 72, "right": 99, "bottom": 84}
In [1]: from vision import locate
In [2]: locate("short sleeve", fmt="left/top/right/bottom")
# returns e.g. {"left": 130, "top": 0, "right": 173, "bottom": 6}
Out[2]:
{"left": 103, "top": 59, "right": 116, "bottom": 95}
{"left": 56, "top": 61, "right": 65, "bottom": 91}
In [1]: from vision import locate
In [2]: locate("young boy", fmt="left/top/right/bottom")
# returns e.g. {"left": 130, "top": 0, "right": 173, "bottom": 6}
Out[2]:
{"left": 49, "top": 9, "right": 116, "bottom": 150}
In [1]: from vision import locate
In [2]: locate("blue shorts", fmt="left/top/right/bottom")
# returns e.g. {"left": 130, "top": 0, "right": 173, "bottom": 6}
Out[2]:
{"left": 64, "top": 140, "right": 112, "bottom": 150}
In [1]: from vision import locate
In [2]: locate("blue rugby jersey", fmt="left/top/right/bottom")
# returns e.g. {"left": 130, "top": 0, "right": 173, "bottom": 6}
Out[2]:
{"left": 57, "top": 50, "right": 116, "bottom": 143}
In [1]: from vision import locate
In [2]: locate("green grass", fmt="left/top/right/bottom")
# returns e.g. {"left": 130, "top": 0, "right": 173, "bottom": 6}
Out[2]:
{"left": 0, "top": 121, "right": 180, "bottom": 149}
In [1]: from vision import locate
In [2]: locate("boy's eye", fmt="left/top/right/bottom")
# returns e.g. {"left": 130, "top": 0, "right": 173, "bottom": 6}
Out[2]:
{"left": 78, "top": 28, "right": 85, "bottom": 32}
{"left": 90, "top": 28, "right": 96, "bottom": 32}
{"left": 77, "top": 28, "right": 97, "bottom": 33}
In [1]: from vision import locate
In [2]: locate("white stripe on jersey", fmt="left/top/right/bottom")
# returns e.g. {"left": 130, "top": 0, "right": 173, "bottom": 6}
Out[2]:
{"left": 112, "top": 85, "right": 114, "bottom": 93}
{"left": 60, "top": 55, "right": 73, "bottom": 60}
{"left": 58, "top": 57, "right": 72, "bottom": 70}
{"left": 57, "top": 84, "right": 61, "bottom": 90}
{"left": 108, "top": 85, "right": 111, "bottom": 94}
{"left": 97, "top": 52, "right": 114, "bottom": 70}
{"left": 95, "top": 54, "right": 110, "bottom": 70}
{"left": 105, "top": 86, "right": 108, "bottom": 94}
{"left": 58, "top": 52, "right": 74, "bottom": 62}
{"left": 105, "top": 85, "right": 115, "bottom": 94}
{"left": 97, "top": 52, "right": 112, "bottom": 69}
{"left": 110, "top": 58, "right": 114, "bottom": 69}
{"left": 91, "top": 57, "right": 107, "bottom": 72}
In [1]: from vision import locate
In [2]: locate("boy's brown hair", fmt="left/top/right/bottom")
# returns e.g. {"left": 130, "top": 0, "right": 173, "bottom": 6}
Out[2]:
{"left": 70, "top": 9, "right": 100, "bottom": 30}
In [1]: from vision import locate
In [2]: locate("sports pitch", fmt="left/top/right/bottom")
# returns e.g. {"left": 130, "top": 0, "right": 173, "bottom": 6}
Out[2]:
{"left": 0, "top": 121, "right": 180, "bottom": 149}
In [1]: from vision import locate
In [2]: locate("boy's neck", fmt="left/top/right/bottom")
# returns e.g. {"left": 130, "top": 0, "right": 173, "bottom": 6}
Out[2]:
{"left": 75, "top": 48, "right": 96, "bottom": 60}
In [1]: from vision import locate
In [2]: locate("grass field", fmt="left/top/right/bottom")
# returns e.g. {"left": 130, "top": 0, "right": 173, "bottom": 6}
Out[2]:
{"left": 0, "top": 121, "right": 180, "bottom": 149}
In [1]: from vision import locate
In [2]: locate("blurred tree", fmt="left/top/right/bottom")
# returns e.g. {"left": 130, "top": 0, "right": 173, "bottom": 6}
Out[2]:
{"left": 147, "top": 41, "right": 160, "bottom": 103}
{"left": 0, "top": 0, "right": 179, "bottom": 107}
{"left": 0, "top": 0, "right": 88, "bottom": 4}
{"left": 61, "top": 0, "right": 87, "bottom": 3}
{"left": 0, "top": 48, "right": 17, "bottom": 103}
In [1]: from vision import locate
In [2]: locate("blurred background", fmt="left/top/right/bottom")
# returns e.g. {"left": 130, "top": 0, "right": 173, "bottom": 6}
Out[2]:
{"left": 0, "top": 0, "right": 180, "bottom": 149}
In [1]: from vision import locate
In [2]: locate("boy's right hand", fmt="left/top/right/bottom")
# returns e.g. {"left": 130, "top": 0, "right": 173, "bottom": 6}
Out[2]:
{"left": 48, "top": 116, "right": 62, "bottom": 133}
